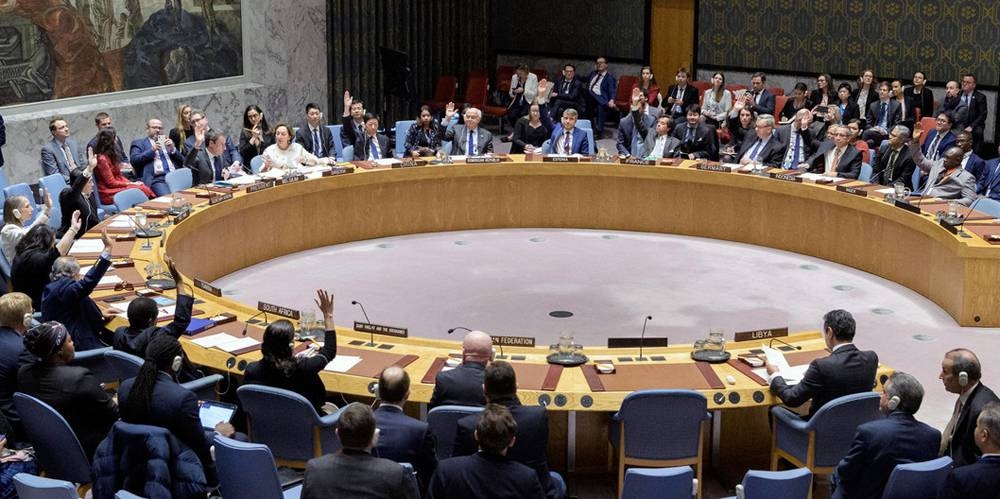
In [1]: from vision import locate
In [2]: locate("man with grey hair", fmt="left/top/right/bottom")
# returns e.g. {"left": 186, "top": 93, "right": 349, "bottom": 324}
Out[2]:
{"left": 736, "top": 113, "right": 784, "bottom": 166}
{"left": 440, "top": 103, "right": 493, "bottom": 156}
{"left": 776, "top": 109, "right": 815, "bottom": 168}
{"left": 939, "top": 348, "right": 999, "bottom": 466}
{"left": 40, "top": 230, "right": 114, "bottom": 351}
{"left": 831, "top": 372, "right": 941, "bottom": 499}
{"left": 942, "top": 402, "right": 1000, "bottom": 497}
{"left": 872, "top": 124, "right": 916, "bottom": 186}
{"left": 429, "top": 330, "right": 492, "bottom": 408}
{"left": 801, "top": 124, "right": 862, "bottom": 178}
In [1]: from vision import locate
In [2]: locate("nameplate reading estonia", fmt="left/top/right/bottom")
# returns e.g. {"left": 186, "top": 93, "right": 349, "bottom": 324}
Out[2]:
{"left": 696, "top": 163, "right": 734, "bottom": 173}
{"left": 466, "top": 156, "right": 503, "bottom": 164}
{"left": 492, "top": 336, "right": 536, "bottom": 347}
{"left": 543, "top": 156, "right": 579, "bottom": 163}
{"left": 733, "top": 327, "right": 789, "bottom": 342}
{"left": 836, "top": 185, "right": 869, "bottom": 197}
{"left": 246, "top": 181, "right": 274, "bottom": 193}
{"left": 353, "top": 322, "right": 408, "bottom": 338}
{"left": 193, "top": 278, "right": 222, "bottom": 297}
{"left": 893, "top": 199, "right": 922, "bottom": 214}
{"left": 257, "top": 301, "right": 300, "bottom": 319}
{"left": 769, "top": 172, "right": 803, "bottom": 183}
{"left": 620, "top": 158, "right": 656, "bottom": 166}
{"left": 209, "top": 192, "right": 233, "bottom": 205}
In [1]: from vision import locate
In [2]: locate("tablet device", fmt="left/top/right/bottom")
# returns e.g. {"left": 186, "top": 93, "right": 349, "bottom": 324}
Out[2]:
{"left": 198, "top": 400, "right": 237, "bottom": 430}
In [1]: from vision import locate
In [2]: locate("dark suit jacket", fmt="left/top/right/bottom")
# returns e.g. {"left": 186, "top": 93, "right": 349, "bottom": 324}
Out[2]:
{"left": 805, "top": 140, "right": 863, "bottom": 179}
{"left": 832, "top": 412, "right": 941, "bottom": 499}
{"left": 183, "top": 133, "right": 242, "bottom": 166}
{"left": 40, "top": 255, "right": 111, "bottom": 352}
{"left": 0, "top": 326, "right": 36, "bottom": 439}
{"left": 339, "top": 116, "right": 394, "bottom": 159}
{"left": 130, "top": 137, "right": 183, "bottom": 185}
{"left": 428, "top": 362, "right": 486, "bottom": 409}
{"left": 633, "top": 109, "right": 680, "bottom": 159}
{"left": 374, "top": 405, "right": 437, "bottom": 493}
{"left": 836, "top": 101, "right": 861, "bottom": 125}
{"left": 963, "top": 91, "right": 988, "bottom": 131}
{"left": 866, "top": 100, "right": 902, "bottom": 130}
{"left": 921, "top": 129, "right": 956, "bottom": 159}
{"left": 937, "top": 97, "right": 970, "bottom": 129}
{"left": 0, "top": 113, "right": 5, "bottom": 167}
{"left": 17, "top": 361, "right": 118, "bottom": 459}
{"left": 905, "top": 86, "right": 934, "bottom": 119}
{"left": 964, "top": 153, "right": 987, "bottom": 181}
{"left": 452, "top": 396, "right": 556, "bottom": 498}
{"left": 439, "top": 125, "right": 494, "bottom": 156}
{"left": 942, "top": 454, "right": 1000, "bottom": 499}
{"left": 748, "top": 89, "right": 776, "bottom": 116}
{"left": 672, "top": 123, "right": 719, "bottom": 160}
{"left": 774, "top": 125, "right": 815, "bottom": 166}
{"left": 947, "top": 383, "right": 1000, "bottom": 467}
{"left": 540, "top": 106, "right": 589, "bottom": 155}
{"left": 302, "top": 449, "right": 419, "bottom": 499}
{"left": 874, "top": 143, "right": 917, "bottom": 187}
{"left": 770, "top": 343, "right": 878, "bottom": 418}
{"left": 976, "top": 158, "right": 1000, "bottom": 199}
{"left": 616, "top": 110, "right": 656, "bottom": 156}
{"left": 737, "top": 133, "right": 786, "bottom": 167}
{"left": 183, "top": 146, "right": 231, "bottom": 185}
{"left": 665, "top": 84, "right": 699, "bottom": 117}
{"left": 549, "top": 77, "right": 584, "bottom": 111}
{"left": 429, "top": 452, "right": 545, "bottom": 499}
{"left": 585, "top": 70, "right": 617, "bottom": 107}
{"left": 58, "top": 182, "right": 100, "bottom": 239}
{"left": 895, "top": 95, "right": 919, "bottom": 124}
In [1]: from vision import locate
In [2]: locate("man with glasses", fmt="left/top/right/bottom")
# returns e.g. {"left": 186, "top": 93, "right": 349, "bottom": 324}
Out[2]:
{"left": 440, "top": 103, "right": 493, "bottom": 156}
{"left": 801, "top": 124, "right": 862, "bottom": 179}
{"left": 862, "top": 82, "right": 901, "bottom": 148}
{"left": 873, "top": 125, "right": 916, "bottom": 187}
{"left": 922, "top": 112, "right": 957, "bottom": 161}
{"left": 737, "top": 114, "right": 785, "bottom": 167}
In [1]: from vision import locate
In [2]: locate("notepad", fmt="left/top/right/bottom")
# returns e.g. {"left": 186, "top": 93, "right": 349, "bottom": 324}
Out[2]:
{"left": 323, "top": 355, "right": 362, "bottom": 373}
{"left": 97, "top": 275, "right": 123, "bottom": 286}
{"left": 69, "top": 239, "right": 104, "bottom": 254}
{"left": 108, "top": 216, "right": 136, "bottom": 228}
{"left": 190, "top": 333, "right": 240, "bottom": 348}
{"left": 215, "top": 337, "right": 260, "bottom": 353}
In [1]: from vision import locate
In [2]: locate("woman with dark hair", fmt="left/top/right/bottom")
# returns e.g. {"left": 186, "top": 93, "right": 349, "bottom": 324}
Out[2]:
{"left": 169, "top": 104, "right": 193, "bottom": 155}
{"left": 238, "top": 104, "right": 274, "bottom": 162}
{"left": 58, "top": 166, "right": 99, "bottom": 239}
{"left": 780, "top": 82, "right": 814, "bottom": 121}
{"left": 634, "top": 65, "right": 661, "bottom": 108}
{"left": 511, "top": 103, "right": 551, "bottom": 154}
{"left": 0, "top": 193, "right": 51, "bottom": 261}
{"left": 851, "top": 69, "right": 878, "bottom": 119}
{"left": 41, "top": 230, "right": 114, "bottom": 351}
{"left": 724, "top": 103, "right": 757, "bottom": 161}
{"left": 243, "top": 289, "right": 338, "bottom": 413}
{"left": 701, "top": 72, "right": 732, "bottom": 127}
{"left": 403, "top": 106, "right": 445, "bottom": 157}
{"left": 832, "top": 82, "right": 861, "bottom": 125}
{"left": 810, "top": 73, "right": 836, "bottom": 108}
{"left": 10, "top": 221, "right": 80, "bottom": 310}
{"left": 17, "top": 321, "right": 117, "bottom": 459}
{"left": 261, "top": 123, "right": 333, "bottom": 172}
{"left": 93, "top": 127, "right": 154, "bottom": 205}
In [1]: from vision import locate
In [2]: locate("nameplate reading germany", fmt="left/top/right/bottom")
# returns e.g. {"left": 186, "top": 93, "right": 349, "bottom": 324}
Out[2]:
{"left": 354, "top": 322, "right": 409, "bottom": 338}
{"left": 492, "top": 336, "right": 536, "bottom": 347}
{"left": 258, "top": 301, "right": 300, "bottom": 320}
{"left": 836, "top": 185, "right": 869, "bottom": 197}
{"left": 696, "top": 163, "right": 733, "bottom": 173}
{"left": 769, "top": 172, "right": 803, "bottom": 183}
{"left": 733, "top": 327, "right": 789, "bottom": 342}
{"left": 209, "top": 192, "right": 233, "bottom": 205}
{"left": 193, "top": 278, "right": 222, "bottom": 297}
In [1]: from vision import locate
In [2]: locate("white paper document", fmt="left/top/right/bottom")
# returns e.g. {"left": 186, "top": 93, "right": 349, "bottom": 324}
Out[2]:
{"left": 98, "top": 275, "right": 123, "bottom": 286}
{"left": 191, "top": 333, "right": 240, "bottom": 348}
{"left": 108, "top": 216, "right": 136, "bottom": 228}
{"left": 324, "top": 355, "right": 362, "bottom": 373}
{"left": 760, "top": 345, "right": 809, "bottom": 384}
{"left": 215, "top": 337, "right": 261, "bottom": 353}
{"left": 69, "top": 239, "right": 105, "bottom": 254}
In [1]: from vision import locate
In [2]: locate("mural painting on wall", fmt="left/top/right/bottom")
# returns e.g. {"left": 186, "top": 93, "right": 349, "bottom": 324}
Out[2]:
{"left": 0, "top": 0, "right": 243, "bottom": 106}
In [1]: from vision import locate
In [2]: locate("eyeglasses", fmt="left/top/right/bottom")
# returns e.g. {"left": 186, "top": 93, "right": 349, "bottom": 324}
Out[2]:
{"left": 114, "top": 282, "right": 134, "bottom": 291}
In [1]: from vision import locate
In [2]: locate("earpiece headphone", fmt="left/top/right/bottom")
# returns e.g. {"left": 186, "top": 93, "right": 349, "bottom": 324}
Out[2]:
{"left": 12, "top": 208, "right": 21, "bottom": 221}
{"left": 171, "top": 354, "right": 183, "bottom": 373}
{"left": 887, "top": 395, "right": 901, "bottom": 411}
{"left": 22, "top": 313, "right": 33, "bottom": 329}
{"left": 959, "top": 371, "right": 969, "bottom": 387}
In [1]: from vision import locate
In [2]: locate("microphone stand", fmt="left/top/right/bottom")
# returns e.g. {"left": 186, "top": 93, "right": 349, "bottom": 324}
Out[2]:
{"left": 768, "top": 337, "right": 802, "bottom": 351}
{"left": 351, "top": 300, "right": 375, "bottom": 346}
{"left": 242, "top": 310, "right": 269, "bottom": 336}
{"left": 637, "top": 315, "right": 653, "bottom": 361}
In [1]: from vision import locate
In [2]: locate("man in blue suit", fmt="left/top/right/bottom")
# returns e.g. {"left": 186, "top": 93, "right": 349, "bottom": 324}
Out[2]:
{"left": 538, "top": 80, "right": 589, "bottom": 155}
{"left": 40, "top": 230, "right": 113, "bottom": 351}
{"left": 40, "top": 117, "right": 86, "bottom": 182}
{"left": 831, "top": 372, "right": 941, "bottom": 499}
{"left": 922, "top": 112, "right": 957, "bottom": 161}
{"left": 374, "top": 366, "right": 437, "bottom": 494}
{"left": 977, "top": 144, "right": 1000, "bottom": 200}
{"left": 585, "top": 56, "right": 617, "bottom": 137}
{"left": 942, "top": 402, "right": 1000, "bottom": 499}
{"left": 955, "top": 131, "right": 987, "bottom": 181}
{"left": 744, "top": 72, "right": 776, "bottom": 117}
{"left": 130, "top": 118, "right": 184, "bottom": 196}
{"left": 616, "top": 91, "right": 661, "bottom": 158}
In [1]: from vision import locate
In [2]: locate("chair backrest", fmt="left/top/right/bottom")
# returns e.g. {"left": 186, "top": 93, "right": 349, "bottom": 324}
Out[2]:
{"left": 616, "top": 75, "right": 639, "bottom": 104}
{"left": 726, "top": 83, "right": 748, "bottom": 93}
{"left": 495, "top": 66, "right": 515, "bottom": 92}
{"left": 39, "top": 173, "right": 69, "bottom": 229}
{"left": 92, "top": 176, "right": 118, "bottom": 216}
{"left": 103, "top": 349, "right": 144, "bottom": 381}
{"left": 774, "top": 95, "right": 790, "bottom": 118}
{"left": 575, "top": 120, "right": 592, "bottom": 130}
{"left": 690, "top": 80, "right": 712, "bottom": 98}
{"left": 12, "top": 393, "right": 92, "bottom": 484}
{"left": 327, "top": 125, "right": 345, "bottom": 161}
{"left": 974, "top": 197, "right": 1000, "bottom": 219}
{"left": 739, "top": 468, "right": 812, "bottom": 499}
{"left": 769, "top": 86, "right": 785, "bottom": 96}
{"left": 881, "top": 456, "right": 952, "bottom": 499}
{"left": 807, "top": 391, "right": 882, "bottom": 467}
{"left": 918, "top": 117, "right": 936, "bottom": 145}
{"left": 0, "top": 168, "right": 9, "bottom": 192}
{"left": 432, "top": 75, "right": 458, "bottom": 103}
{"left": 394, "top": 120, "right": 417, "bottom": 158}
{"left": 464, "top": 72, "right": 489, "bottom": 108}
{"left": 164, "top": 168, "right": 192, "bottom": 192}
{"left": 113, "top": 188, "right": 149, "bottom": 212}
{"left": 912, "top": 167, "right": 924, "bottom": 193}
{"left": 250, "top": 155, "right": 265, "bottom": 174}
{"left": 621, "top": 466, "right": 694, "bottom": 499}
{"left": 213, "top": 435, "right": 286, "bottom": 499}
{"left": 70, "top": 346, "right": 115, "bottom": 384}
{"left": 860, "top": 163, "right": 873, "bottom": 183}
{"left": 582, "top": 128, "right": 595, "bottom": 155}
{"left": 426, "top": 405, "right": 484, "bottom": 459}
{"left": 3, "top": 183, "right": 40, "bottom": 226}
{"left": 532, "top": 68, "right": 548, "bottom": 80}
{"left": 13, "top": 473, "right": 79, "bottom": 499}
{"left": 236, "top": 384, "right": 340, "bottom": 463}
{"left": 618, "top": 389, "right": 708, "bottom": 460}
{"left": 114, "top": 490, "right": 146, "bottom": 499}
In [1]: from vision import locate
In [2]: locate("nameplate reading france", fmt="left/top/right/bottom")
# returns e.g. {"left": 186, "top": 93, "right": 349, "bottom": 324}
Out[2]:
{"left": 193, "top": 278, "right": 222, "bottom": 297}
{"left": 769, "top": 172, "right": 803, "bottom": 183}
{"left": 246, "top": 181, "right": 273, "bottom": 193}
{"left": 894, "top": 199, "right": 921, "bottom": 214}
{"left": 733, "top": 327, "right": 789, "bottom": 342}
{"left": 696, "top": 163, "right": 733, "bottom": 173}
{"left": 209, "top": 192, "right": 233, "bottom": 205}
{"left": 466, "top": 157, "right": 502, "bottom": 164}
{"left": 354, "top": 322, "right": 408, "bottom": 338}
{"left": 492, "top": 336, "right": 536, "bottom": 347}
{"left": 620, "top": 158, "right": 656, "bottom": 166}
{"left": 543, "top": 156, "right": 579, "bottom": 163}
{"left": 836, "top": 185, "right": 869, "bottom": 197}
{"left": 258, "top": 301, "right": 300, "bottom": 320}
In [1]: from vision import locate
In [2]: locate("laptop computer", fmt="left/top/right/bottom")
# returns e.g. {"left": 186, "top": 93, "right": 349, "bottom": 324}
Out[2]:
{"left": 198, "top": 400, "right": 237, "bottom": 430}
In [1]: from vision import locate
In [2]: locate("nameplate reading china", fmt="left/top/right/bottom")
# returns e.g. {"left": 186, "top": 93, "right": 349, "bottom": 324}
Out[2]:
{"left": 353, "top": 322, "right": 409, "bottom": 339}
{"left": 769, "top": 172, "right": 803, "bottom": 183}
{"left": 836, "top": 185, "right": 869, "bottom": 197}
{"left": 172, "top": 209, "right": 190, "bottom": 224}
{"left": 208, "top": 192, "right": 233, "bottom": 205}
{"left": 466, "top": 156, "right": 502, "bottom": 164}
{"left": 733, "top": 327, "right": 789, "bottom": 342}
{"left": 257, "top": 301, "right": 300, "bottom": 320}
{"left": 696, "top": 163, "right": 734, "bottom": 173}
{"left": 322, "top": 166, "right": 355, "bottom": 176}
{"left": 245, "top": 181, "right": 274, "bottom": 193}
{"left": 893, "top": 199, "right": 922, "bottom": 214}
{"left": 193, "top": 278, "right": 222, "bottom": 297}
{"left": 392, "top": 158, "right": 427, "bottom": 168}
{"left": 620, "top": 158, "right": 656, "bottom": 166}
{"left": 543, "top": 156, "right": 579, "bottom": 163}
{"left": 492, "top": 336, "right": 536, "bottom": 347}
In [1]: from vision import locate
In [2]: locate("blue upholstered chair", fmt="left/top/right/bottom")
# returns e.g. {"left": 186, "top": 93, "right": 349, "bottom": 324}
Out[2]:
{"left": 93, "top": 176, "right": 117, "bottom": 218}
{"left": 620, "top": 466, "right": 696, "bottom": 499}
{"left": 328, "top": 125, "right": 345, "bottom": 161}
{"left": 394, "top": 120, "right": 416, "bottom": 158}
{"left": 609, "top": 390, "right": 710, "bottom": 498}
{"left": 39, "top": 173, "right": 69, "bottom": 229}
{"left": 3, "top": 183, "right": 40, "bottom": 225}
{"left": 214, "top": 434, "right": 302, "bottom": 499}
{"left": 720, "top": 467, "right": 812, "bottom": 499}
{"left": 912, "top": 168, "right": 924, "bottom": 194}
{"left": 114, "top": 491, "right": 146, "bottom": 499}
{"left": 881, "top": 456, "right": 952, "bottom": 499}
{"left": 426, "top": 405, "right": 484, "bottom": 459}
{"left": 770, "top": 391, "right": 882, "bottom": 474}
{"left": 859, "top": 163, "right": 873, "bottom": 182}
{"left": 13, "top": 473, "right": 80, "bottom": 499}
{"left": 164, "top": 168, "right": 192, "bottom": 192}
{"left": 250, "top": 155, "right": 265, "bottom": 174}
{"left": 12, "top": 393, "right": 92, "bottom": 492}
{"left": 112, "top": 188, "right": 149, "bottom": 212}
{"left": 236, "top": 384, "right": 342, "bottom": 468}
{"left": 540, "top": 128, "right": 596, "bottom": 155}
{"left": 974, "top": 197, "right": 1000, "bottom": 219}
{"left": 69, "top": 346, "right": 115, "bottom": 384}
{"left": 102, "top": 349, "right": 222, "bottom": 401}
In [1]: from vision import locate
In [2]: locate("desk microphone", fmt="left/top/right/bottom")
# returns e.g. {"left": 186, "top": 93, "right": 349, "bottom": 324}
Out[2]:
{"left": 952, "top": 196, "right": 985, "bottom": 236}
{"left": 638, "top": 315, "right": 653, "bottom": 361}
{"left": 769, "top": 337, "right": 802, "bottom": 351}
{"left": 242, "top": 310, "right": 269, "bottom": 336}
{"left": 351, "top": 300, "right": 374, "bottom": 345}
{"left": 447, "top": 326, "right": 472, "bottom": 335}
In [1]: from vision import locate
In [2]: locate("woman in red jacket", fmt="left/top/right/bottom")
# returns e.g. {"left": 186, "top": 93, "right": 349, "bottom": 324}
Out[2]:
{"left": 93, "top": 128, "right": 153, "bottom": 205}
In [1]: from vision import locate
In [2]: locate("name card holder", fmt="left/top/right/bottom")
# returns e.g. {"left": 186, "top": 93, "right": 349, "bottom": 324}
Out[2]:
{"left": 392, "top": 159, "right": 428, "bottom": 168}
{"left": 173, "top": 209, "right": 190, "bottom": 224}
{"left": 321, "top": 166, "right": 355, "bottom": 176}
{"left": 696, "top": 163, "right": 734, "bottom": 173}
{"left": 354, "top": 321, "right": 409, "bottom": 339}
{"left": 769, "top": 172, "right": 803, "bottom": 183}
{"left": 246, "top": 181, "right": 275, "bottom": 193}
{"left": 543, "top": 156, "right": 580, "bottom": 163}
{"left": 620, "top": 158, "right": 657, "bottom": 166}
{"left": 493, "top": 336, "right": 536, "bottom": 347}
{"left": 894, "top": 199, "right": 922, "bottom": 214}
{"left": 733, "top": 327, "right": 789, "bottom": 342}
{"left": 209, "top": 192, "right": 233, "bottom": 205}
{"left": 465, "top": 156, "right": 503, "bottom": 164}
{"left": 258, "top": 301, "right": 300, "bottom": 319}
{"left": 193, "top": 278, "right": 222, "bottom": 297}
{"left": 836, "top": 185, "right": 869, "bottom": 197}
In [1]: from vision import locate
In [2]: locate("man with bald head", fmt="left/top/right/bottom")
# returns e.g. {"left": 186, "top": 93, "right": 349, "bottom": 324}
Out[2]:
{"left": 374, "top": 366, "right": 436, "bottom": 493}
{"left": 429, "top": 330, "right": 492, "bottom": 408}
{"left": 910, "top": 125, "right": 977, "bottom": 205}
{"left": 940, "top": 348, "right": 999, "bottom": 467}
{"left": 942, "top": 402, "right": 1000, "bottom": 498}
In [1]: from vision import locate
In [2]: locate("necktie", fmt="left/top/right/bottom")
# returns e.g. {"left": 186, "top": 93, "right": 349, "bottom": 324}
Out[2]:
{"left": 563, "top": 131, "right": 572, "bottom": 154}
{"left": 212, "top": 155, "right": 223, "bottom": 181}
{"left": 830, "top": 147, "right": 843, "bottom": 175}
{"left": 562, "top": 81, "right": 569, "bottom": 93}
{"left": 928, "top": 135, "right": 941, "bottom": 161}
{"left": 63, "top": 143, "right": 78, "bottom": 170}
{"left": 879, "top": 102, "right": 888, "bottom": 127}
{"left": 748, "top": 139, "right": 763, "bottom": 162}
{"left": 158, "top": 148, "right": 171, "bottom": 174}
{"left": 685, "top": 127, "right": 694, "bottom": 143}
{"left": 887, "top": 149, "right": 899, "bottom": 180}
{"left": 791, "top": 132, "right": 801, "bottom": 165}
{"left": 941, "top": 398, "right": 964, "bottom": 455}
{"left": 467, "top": 130, "right": 475, "bottom": 155}
{"left": 312, "top": 128, "right": 322, "bottom": 156}
{"left": 369, "top": 137, "right": 380, "bottom": 160}
{"left": 591, "top": 73, "right": 603, "bottom": 92}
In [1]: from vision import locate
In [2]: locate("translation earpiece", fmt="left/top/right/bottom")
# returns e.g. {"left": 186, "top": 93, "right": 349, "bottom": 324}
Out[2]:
{"left": 887, "top": 395, "right": 901, "bottom": 411}
{"left": 959, "top": 371, "right": 969, "bottom": 387}
{"left": 22, "top": 313, "right": 33, "bottom": 328}
{"left": 171, "top": 355, "right": 183, "bottom": 373}
{"left": 12, "top": 209, "right": 21, "bottom": 221}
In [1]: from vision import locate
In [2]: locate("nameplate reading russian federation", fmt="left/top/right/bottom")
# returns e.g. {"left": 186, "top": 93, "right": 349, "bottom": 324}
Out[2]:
{"left": 321, "top": 166, "right": 355, "bottom": 176}
{"left": 733, "top": 327, "right": 789, "bottom": 342}
{"left": 258, "top": 301, "right": 300, "bottom": 319}
{"left": 696, "top": 163, "right": 734, "bottom": 173}
{"left": 209, "top": 192, "right": 233, "bottom": 205}
{"left": 894, "top": 199, "right": 921, "bottom": 214}
{"left": 193, "top": 278, "right": 222, "bottom": 297}
{"left": 466, "top": 156, "right": 502, "bottom": 164}
{"left": 543, "top": 156, "right": 579, "bottom": 163}
{"left": 620, "top": 158, "right": 656, "bottom": 166}
{"left": 492, "top": 336, "right": 536, "bottom": 347}
{"left": 836, "top": 185, "right": 869, "bottom": 197}
{"left": 769, "top": 172, "right": 803, "bottom": 183}
{"left": 173, "top": 209, "right": 190, "bottom": 225}
{"left": 354, "top": 322, "right": 409, "bottom": 338}
{"left": 246, "top": 181, "right": 274, "bottom": 193}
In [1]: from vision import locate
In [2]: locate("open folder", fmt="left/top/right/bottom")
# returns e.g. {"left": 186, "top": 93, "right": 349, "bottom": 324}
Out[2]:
{"left": 756, "top": 345, "right": 809, "bottom": 384}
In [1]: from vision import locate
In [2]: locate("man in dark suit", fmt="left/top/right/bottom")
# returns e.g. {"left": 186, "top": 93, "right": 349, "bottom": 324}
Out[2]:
{"left": 665, "top": 67, "right": 699, "bottom": 120}
{"left": 39, "top": 232, "right": 113, "bottom": 351}
{"left": 539, "top": 103, "right": 589, "bottom": 155}
{"left": 942, "top": 402, "right": 1000, "bottom": 498}
{"left": 801, "top": 124, "right": 863, "bottom": 179}
{"left": 453, "top": 361, "right": 563, "bottom": 499}
{"left": 340, "top": 92, "right": 366, "bottom": 149}
{"left": 130, "top": 118, "right": 183, "bottom": 196}
{"left": 429, "top": 330, "right": 491, "bottom": 408}
{"left": 342, "top": 112, "right": 392, "bottom": 160}
{"left": 736, "top": 114, "right": 786, "bottom": 167}
{"left": 976, "top": 144, "right": 1000, "bottom": 200}
{"left": 922, "top": 112, "right": 957, "bottom": 161}
{"left": 936, "top": 81, "right": 968, "bottom": 129}
{"left": 40, "top": 117, "right": 86, "bottom": 182}
{"left": 585, "top": 56, "right": 617, "bottom": 136}
{"left": 862, "top": 82, "right": 902, "bottom": 147}
{"left": 616, "top": 91, "right": 660, "bottom": 157}
{"left": 766, "top": 309, "right": 879, "bottom": 418}
{"left": 634, "top": 111, "right": 680, "bottom": 160}
{"left": 873, "top": 125, "right": 916, "bottom": 187}
{"left": 183, "top": 109, "right": 243, "bottom": 168}
{"left": 743, "top": 72, "right": 776, "bottom": 117}
{"left": 939, "top": 348, "right": 1000, "bottom": 467}
{"left": 0, "top": 112, "right": 6, "bottom": 168}
{"left": 673, "top": 104, "right": 719, "bottom": 161}
{"left": 183, "top": 129, "right": 232, "bottom": 185}
{"left": 831, "top": 372, "right": 941, "bottom": 499}
{"left": 956, "top": 131, "right": 987, "bottom": 181}
{"left": 302, "top": 403, "right": 419, "bottom": 499}
{"left": 374, "top": 366, "right": 437, "bottom": 493}
{"left": 905, "top": 71, "right": 935, "bottom": 121}
{"left": 890, "top": 79, "right": 918, "bottom": 129}
{"left": 548, "top": 64, "right": 584, "bottom": 123}
{"left": 960, "top": 74, "right": 988, "bottom": 154}
{"left": 439, "top": 104, "right": 493, "bottom": 156}
{"left": 295, "top": 101, "right": 334, "bottom": 158}
{"left": 775, "top": 110, "right": 815, "bottom": 168}
{"left": 428, "top": 404, "right": 545, "bottom": 499}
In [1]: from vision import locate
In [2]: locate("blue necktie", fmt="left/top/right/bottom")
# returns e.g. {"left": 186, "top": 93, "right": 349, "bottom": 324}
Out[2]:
{"left": 748, "top": 139, "right": 762, "bottom": 161}
{"left": 313, "top": 128, "right": 321, "bottom": 156}
{"left": 879, "top": 102, "right": 887, "bottom": 127}
{"left": 213, "top": 155, "right": 223, "bottom": 181}
{"left": 792, "top": 132, "right": 800, "bottom": 164}
{"left": 369, "top": 137, "right": 380, "bottom": 160}
{"left": 158, "top": 149, "right": 171, "bottom": 173}
{"left": 467, "top": 130, "right": 475, "bottom": 155}
{"left": 685, "top": 127, "right": 694, "bottom": 143}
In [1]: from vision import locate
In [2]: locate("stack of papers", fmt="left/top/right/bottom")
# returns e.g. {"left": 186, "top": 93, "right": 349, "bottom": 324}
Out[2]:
{"left": 107, "top": 216, "right": 136, "bottom": 229}
{"left": 69, "top": 239, "right": 105, "bottom": 255}
{"left": 189, "top": 332, "right": 261, "bottom": 353}
{"left": 798, "top": 173, "right": 848, "bottom": 183}
{"left": 755, "top": 345, "right": 809, "bottom": 384}
{"left": 323, "top": 355, "right": 362, "bottom": 373}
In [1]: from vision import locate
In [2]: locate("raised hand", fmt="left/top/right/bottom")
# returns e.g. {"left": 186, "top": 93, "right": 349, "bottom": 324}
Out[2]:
{"left": 100, "top": 229, "right": 113, "bottom": 252}
{"left": 444, "top": 101, "right": 456, "bottom": 121}
{"left": 343, "top": 90, "right": 353, "bottom": 111}
{"left": 631, "top": 87, "right": 642, "bottom": 107}
{"left": 87, "top": 147, "right": 97, "bottom": 171}
{"left": 537, "top": 78, "right": 549, "bottom": 96}
{"left": 314, "top": 289, "right": 334, "bottom": 317}
{"left": 70, "top": 210, "right": 82, "bottom": 233}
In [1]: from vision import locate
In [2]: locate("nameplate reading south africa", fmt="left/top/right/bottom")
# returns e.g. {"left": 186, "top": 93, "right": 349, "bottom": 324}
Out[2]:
{"left": 258, "top": 301, "right": 300, "bottom": 320}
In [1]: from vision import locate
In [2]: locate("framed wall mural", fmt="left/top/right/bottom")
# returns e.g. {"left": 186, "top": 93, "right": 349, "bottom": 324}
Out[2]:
{"left": 0, "top": 0, "right": 243, "bottom": 106}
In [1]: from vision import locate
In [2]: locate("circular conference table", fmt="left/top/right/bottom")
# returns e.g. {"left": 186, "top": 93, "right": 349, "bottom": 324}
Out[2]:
{"left": 85, "top": 155, "right": 997, "bottom": 473}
